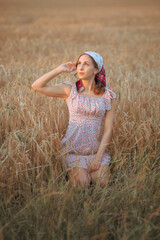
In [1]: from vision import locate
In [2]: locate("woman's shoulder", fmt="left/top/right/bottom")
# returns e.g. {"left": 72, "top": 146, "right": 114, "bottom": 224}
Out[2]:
{"left": 62, "top": 81, "right": 73, "bottom": 86}
{"left": 61, "top": 80, "right": 74, "bottom": 89}
{"left": 62, "top": 81, "right": 77, "bottom": 100}
{"left": 103, "top": 86, "right": 117, "bottom": 111}
{"left": 104, "top": 85, "right": 117, "bottom": 100}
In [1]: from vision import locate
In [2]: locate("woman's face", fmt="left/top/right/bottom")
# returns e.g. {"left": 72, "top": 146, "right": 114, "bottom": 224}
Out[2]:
{"left": 76, "top": 54, "right": 99, "bottom": 80}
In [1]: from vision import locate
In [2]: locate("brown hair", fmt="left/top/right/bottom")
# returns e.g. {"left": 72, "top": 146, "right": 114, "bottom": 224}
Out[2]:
{"left": 74, "top": 53, "right": 105, "bottom": 96}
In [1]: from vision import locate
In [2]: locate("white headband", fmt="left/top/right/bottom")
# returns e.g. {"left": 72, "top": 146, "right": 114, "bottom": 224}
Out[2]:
{"left": 84, "top": 51, "right": 103, "bottom": 72}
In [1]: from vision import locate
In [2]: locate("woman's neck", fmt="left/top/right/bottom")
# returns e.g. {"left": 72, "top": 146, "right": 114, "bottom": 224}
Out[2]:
{"left": 81, "top": 79, "right": 95, "bottom": 92}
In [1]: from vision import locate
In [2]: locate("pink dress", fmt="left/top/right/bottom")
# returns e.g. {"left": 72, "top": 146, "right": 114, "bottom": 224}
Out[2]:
{"left": 60, "top": 81, "right": 116, "bottom": 171}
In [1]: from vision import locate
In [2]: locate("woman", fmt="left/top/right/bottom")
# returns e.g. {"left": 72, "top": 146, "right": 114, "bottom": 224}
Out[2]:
{"left": 31, "top": 51, "right": 117, "bottom": 190}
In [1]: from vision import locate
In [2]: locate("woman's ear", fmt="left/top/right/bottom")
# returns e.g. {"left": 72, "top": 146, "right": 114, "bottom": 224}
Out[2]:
{"left": 95, "top": 68, "right": 99, "bottom": 76}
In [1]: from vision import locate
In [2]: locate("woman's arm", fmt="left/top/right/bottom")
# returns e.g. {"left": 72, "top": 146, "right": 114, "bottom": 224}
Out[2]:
{"left": 87, "top": 98, "right": 117, "bottom": 173}
{"left": 31, "top": 62, "right": 76, "bottom": 99}
{"left": 95, "top": 98, "right": 117, "bottom": 161}
{"left": 88, "top": 99, "right": 117, "bottom": 173}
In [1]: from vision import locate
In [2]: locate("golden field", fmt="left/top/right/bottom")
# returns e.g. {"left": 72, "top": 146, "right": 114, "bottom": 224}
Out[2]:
{"left": 0, "top": 0, "right": 160, "bottom": 239}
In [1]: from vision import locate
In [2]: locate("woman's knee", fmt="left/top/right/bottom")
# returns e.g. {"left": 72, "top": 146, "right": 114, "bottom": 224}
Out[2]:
{"left": 68, "top": 167, "right": 90, "bottom": 188}
{"left": 98, "top": 176, "right": 110, "bottom": 187}
{"left": 91, "top": 165, "right": 110, "bottom": 187}
{"left": 76, "top": 175, "right": 90, "bottom": 188}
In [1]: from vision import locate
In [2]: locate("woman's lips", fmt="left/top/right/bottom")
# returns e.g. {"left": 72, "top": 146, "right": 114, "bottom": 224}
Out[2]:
{"left": 79, "top": 72, "right": 84, "bottom": 75}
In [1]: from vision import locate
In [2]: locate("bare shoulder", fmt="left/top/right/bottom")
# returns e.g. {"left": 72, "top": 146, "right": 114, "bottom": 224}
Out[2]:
{"left": 58, "top": 82, "right": 72, "bottom": 100}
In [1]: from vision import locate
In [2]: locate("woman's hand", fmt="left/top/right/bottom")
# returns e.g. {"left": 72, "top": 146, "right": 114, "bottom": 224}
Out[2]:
{"left": 60, "top": 62, "right": 77, "bottom": 73}
{"left": 87, "top": 158, "right": 101, "bottom": 173}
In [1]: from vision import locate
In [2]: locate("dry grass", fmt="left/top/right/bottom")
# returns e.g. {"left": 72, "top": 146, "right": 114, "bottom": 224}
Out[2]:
{"left": 0, "top": 0, "right": 160, "bottom": 239}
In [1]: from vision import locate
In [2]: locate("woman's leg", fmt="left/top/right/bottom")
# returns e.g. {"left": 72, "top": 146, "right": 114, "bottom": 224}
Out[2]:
{"left": 68, "top": 167, "right": 91, "bottom": 189}
{"left": 90, "top": 165, "right": 110, "bottom": 187}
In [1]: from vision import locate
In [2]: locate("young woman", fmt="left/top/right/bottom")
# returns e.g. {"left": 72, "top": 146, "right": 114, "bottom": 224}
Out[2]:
{"left": 31, "top": 51, "right": 117, "bottom": 190}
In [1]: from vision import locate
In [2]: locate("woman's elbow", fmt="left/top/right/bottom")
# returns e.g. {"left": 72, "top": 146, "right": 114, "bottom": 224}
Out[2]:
{"left": 31, "top": 84, "right": 38, "bottom": 91}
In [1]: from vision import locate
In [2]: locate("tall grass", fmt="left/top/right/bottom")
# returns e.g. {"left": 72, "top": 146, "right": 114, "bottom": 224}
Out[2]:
{"left": 0, "top": 0, "right": 160, "bottom": 239}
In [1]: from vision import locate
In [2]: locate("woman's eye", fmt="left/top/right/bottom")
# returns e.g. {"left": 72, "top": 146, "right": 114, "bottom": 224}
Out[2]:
{"left": 77, "top": 63, "right": 88, "bottom": 65}
{"left": 84, "top": 63, "right": 88, "bottom": 65}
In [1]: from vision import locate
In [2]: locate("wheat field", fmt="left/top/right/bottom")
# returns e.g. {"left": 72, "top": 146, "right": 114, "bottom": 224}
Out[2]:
{"left": 0, "top": 0, "right": 160, "bottom": 239}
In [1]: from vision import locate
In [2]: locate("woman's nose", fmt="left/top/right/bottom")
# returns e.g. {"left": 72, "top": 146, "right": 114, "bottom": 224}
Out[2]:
{"left": 80, "top": 65, "right": 84, "bottom": 70}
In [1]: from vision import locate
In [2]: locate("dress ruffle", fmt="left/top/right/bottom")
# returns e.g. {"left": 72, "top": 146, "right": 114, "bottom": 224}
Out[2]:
{"left": 103, "top": 86, "right": 116, "bottom": 111}
{"left": 62, "top": 81, "right": 77, "bottom": 100}
{"left": 62, "top": 81, "right": 116, "bottom": 111}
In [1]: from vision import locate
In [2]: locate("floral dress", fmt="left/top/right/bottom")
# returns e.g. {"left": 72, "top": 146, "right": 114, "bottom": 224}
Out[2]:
{"left": 60, "top": 81, "right": 116, "bottom": 171}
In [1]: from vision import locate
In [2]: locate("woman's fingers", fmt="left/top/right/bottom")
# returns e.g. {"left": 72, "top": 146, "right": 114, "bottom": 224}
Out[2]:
{"left": 60, "top": 62, "right": 76, "bottom": 73}
{"left": 65, "top": 62, "right": 76, "bottom": 72}
{"left": 88, "top": 163, "right": 100, "bottom": 173}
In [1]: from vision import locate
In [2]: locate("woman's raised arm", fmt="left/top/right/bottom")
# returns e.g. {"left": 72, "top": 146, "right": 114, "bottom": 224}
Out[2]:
{"left": 31, "top": 62, "right": 76, "bottom": 99}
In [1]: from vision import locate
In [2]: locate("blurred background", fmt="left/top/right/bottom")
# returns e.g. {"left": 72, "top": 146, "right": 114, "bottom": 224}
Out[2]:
{"left": 1, "top": 0, "right": 160, "bottom": 66}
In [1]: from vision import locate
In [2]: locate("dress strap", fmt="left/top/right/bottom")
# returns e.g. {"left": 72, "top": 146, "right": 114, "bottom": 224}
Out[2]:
{"left": 103, "top": 86, "right": 116, "bottom": 111}
{"left": 62, "top": 81, "right": 77, "bottom": 100}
